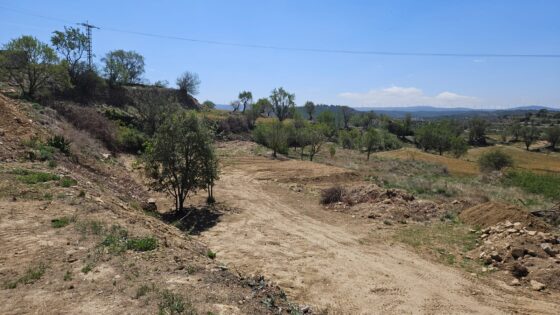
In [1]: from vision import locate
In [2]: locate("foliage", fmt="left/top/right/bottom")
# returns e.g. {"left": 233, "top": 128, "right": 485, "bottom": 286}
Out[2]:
{"left": 132, "top": 87, "right": 181, "bottom": 135}
{"left": 51, "top": 217, "right": 72, "bottom": 228}
{"left": 13, "top": 169, "right": 60, "bottom": 184}
{"left": 316, "top": 110, "right": 337, "bottom": 139}
{"left": 4, "top": 263, "right": 46, "bottom": 289}
{"left": 467, "top": 117, "right": 488, "bottom": 145}
{"left": 270, "top": 87, "right": 295, "bottom": 121}
{"left": 176, "top": 71, "right": 200, "bottom": 96}
{"left": 450, "top": 136, "right": 468, "bottom": 158}
{"left": 320, "top": 186, "right": 343, "bottom": 204}
{"left": 238, "top": 90, "right": 253, "bottom": 113}
{"left": 47, "top": 135, "right": 71, "bottom": 154}
{"left": 477, "top": 149, "right": 514, "bottom": 172}
{"left": 50, "top": 26, "right": 88, "bottom": 82}
{"left": 60, "top": 177, "right": 77, "bottom": 187}
{"left": 304, "top": 101, "right": 315, "bottom": 120}
{"left": 202, "top": 100, "right": 215, "bottom": 109}
{"left": 340, "top": 106, "right": 353, "bottom": 129}
{"left": 329, "top": 145, "right": 336, "bottom": 158}
{"left": 504, "top": 171, "right": 560, "bottom": 200}
{"left": 102, "top": 50, "right": 145, "bottom": 86}
{"left": 1, "top": 35, "right": 68, "bottom": 98}
{"left": 256, "top": 98, "right": 273, "bottom": 117}
{"left": 338, "top": 129, "right": 360, "bottom": 149}
{"left": 126, "top": 237, "right": 158, "bottom": 252}
{"left": 117, "top": 126, "right": 147, "bottom": 153}
{"left": 306, "top": 124, "right": 327, "bottom": 161}
{"left": 545, "top": 125, "right": 560, "bottom": 149}
{"left": 362, "top": 128, "right": 381, "bottom": 160}
{"left": 415, "top": 121, "right": 460, "bottom": 155}
{"left": 520, "top": 125, "right": 539, "bottom": 150}
{"left": 144, "top": 111, "right": 217, "bottom": 211}
{"left": 158, "top": 290, "right": 193, "bottom": 315}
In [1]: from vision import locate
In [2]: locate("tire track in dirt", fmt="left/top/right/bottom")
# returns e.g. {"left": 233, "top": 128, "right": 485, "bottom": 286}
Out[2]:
{"left": 201, "top": 159, "right": 560, "bottom": 314}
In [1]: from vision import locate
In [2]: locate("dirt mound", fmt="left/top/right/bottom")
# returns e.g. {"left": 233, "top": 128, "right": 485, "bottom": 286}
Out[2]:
{"left": 472, "top": 221, "right": 560, "bottom": 291}
{"left": 460, "top": 201, "right": 548, "bottom": 230}
{"left": 326, "top": 184, "right": 443, "bottom": 222}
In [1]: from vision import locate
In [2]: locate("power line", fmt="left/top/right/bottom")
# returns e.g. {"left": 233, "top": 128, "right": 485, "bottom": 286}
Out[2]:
{"left": 78, "top": 21, "right": 99, "bottom": 69}
{"left": 2, "top": 5, "right": 560, "bottom": 59}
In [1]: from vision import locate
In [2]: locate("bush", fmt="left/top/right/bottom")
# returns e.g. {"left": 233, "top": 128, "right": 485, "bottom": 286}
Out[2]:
{"left": 47, "top": 135, "right": 70, "bottom": 154}
{"left": 320, "top": 186, "right": 344, "bottom": 204}
{"left": 13, "top": 169, "right": 60, "bottom": 184}
{"left": 504, "top": 171, "right": 560, "bottom": 200}
{"left": 216, "top": 114, "right": 249, "bottom": 134}
{"left": 126, "top": 237, "right": 158, "bottom": 252}
{"left": 60, "top": 176, "right": 77, "bottom": 187}
{"left": 51, "top": 103, "right": 117, "bottom": 150}
{"left": 477, "top": 149, "right": 514, "bottom": 171}
{"left": 116, "top": 126, "right": 146, "bottom": 153}
{"left": 51, "top": 217, "right": 71, "bottom": 228}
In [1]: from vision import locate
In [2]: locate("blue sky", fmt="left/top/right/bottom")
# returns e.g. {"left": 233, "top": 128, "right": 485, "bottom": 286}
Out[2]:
{"left": 1, "top": 0, "right": 559, "bottom": 108}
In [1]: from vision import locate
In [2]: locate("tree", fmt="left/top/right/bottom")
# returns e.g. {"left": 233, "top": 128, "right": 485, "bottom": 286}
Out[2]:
{"left": 133, "top": 87, "right": 180, "bottom": 135}
{"left": 230, "top": 100, "right": 241, "bottom": 112}
{"left": 270, "top": 87, "right": 295, "bottom": 121}
{"left": 51, "top": 26, "right": 88, "bottom": 82}
{"left": 307, "top": 124, "right": 326, "bottom": 161}
{"left": 362, "top": 128, "right": 382, "bottom": 160}
{"left": 520, "top": 125, "right": 538, "bottom": 150}
{"left": 144, "top": 112, "right": 217, "bottom": 211}
{"left": 478, "top": 150, "right": 513, "bottom": 172}
{"left": 238, "top": 91, "right": 253, "bottom": 113}
{"left": 450, "top": 136, "right": 468, "bottom": 157}
{"left": 176, "top": 71, "right": 200, "bottom": 96}
{"left": 1, "top": 35, "right": 67, "bottom": 98}
{"left": 340, "top": 106, "right": 353, "bottom": 129}
{"left": 256, "top": 98, "right": 273, "bottom": 117}
{"left": 202, "top": 100, "right": 215, "bottom": 109}
{"left": 316, "top": 110, "right": 337, "bottom": 139}
{"left": 304, "top": 101, "right": 315, "bottom": 121}
{"left": 102, "top": 50, "right": 145, "bottom": 86}
{"left": 267, "top": 120, "right": 288, "bottom": 157}
{"left": 202, "top": 148, "right": 219, "bottom": 203}
{"left": 468, "top": 117, "right": 488, "bottom": 145}
{"left": 546, "top": 126, "right": 560, "bottom": 150}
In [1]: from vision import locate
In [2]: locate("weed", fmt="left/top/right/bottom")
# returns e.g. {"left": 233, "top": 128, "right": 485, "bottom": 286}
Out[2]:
{"left": 81, "top": 263, "right": 94, "bottom": 274}
{"left": 101, "top": 225, "right": 129, "bottom": 254}
{"left": 12, "top": 169, "right": 60, "bottom": 184}
{"left": 504, "top": 170, "right": 560, "bottom": 200}
{"left": 51, "top": 217, "right": 72, "bottom": 228}
{"left": 5, "top": 263, "right": 47, "bottom": 289}
{"left": 158, "top": 290, "right": 194, "bottom": 315}
{"left": 206, "top": 249, "right": 217, "bottom": 260}
{"left": 127, "top": 237, "right": 158, "bottom": 252}
{"left": 47, "top": 160, "right": 57, "bottom": 168}
{"left": 60, "top": 177, "right": 78, "bottom": 187}
{"left": 135, "top": 284, "right": 153, "bottom": 299}
{"left": 63, "top": 270, "right": 72, "bottom": 281}
{"left": 47, "top": 135, "right": 71, "bottom": 154}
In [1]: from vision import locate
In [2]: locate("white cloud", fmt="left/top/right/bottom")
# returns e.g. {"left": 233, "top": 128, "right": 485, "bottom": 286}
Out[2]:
{"left": 338, "top": 86, "right": 480, "bottom": 107}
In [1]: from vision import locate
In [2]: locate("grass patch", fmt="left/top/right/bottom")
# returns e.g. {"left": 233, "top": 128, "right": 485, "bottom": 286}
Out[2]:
{"left": 60, "top": 177, "right": 77, "bottom": 187}
{"left": 12, "top": 169, "right": 60, "bottom": 184}
{"left": 5, "top": 263, "right": 46, "bottom": 289}
{"left": 63, "top": 270, "right": 72, "bottom": 281}
{"left": 394, "top": 222, "right": 481, "bottom": 272}
{"left": 51, "top": 216, "right": 73, "bottom": 228}
{"left": 100, "top": 225, "right": 157, "bottom": 254}
{"left": 81, "top": 263, "right": 94, "bottom": 274}
{"left": 504, "top": 170, "right": 560, "bottom": 200}
{"left": 158, "top": 290, "right": 194, "bottom": 315}
{"left": 206, "top": 249, "right": 216, "bottom": 260}
{"left": 127, "top": 237, "right": 157, "bottom": 252}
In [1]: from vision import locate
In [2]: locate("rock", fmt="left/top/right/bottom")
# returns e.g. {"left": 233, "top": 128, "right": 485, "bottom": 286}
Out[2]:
{"left": 513, "top": 222, "right": 522, "bottom": 229}
{"left": 504, "top": 221, "right": 513, "bottom": 228}
{"left": 540, "top": 243, "right": 559, "bottom": 257}
{"left": 101, "top": 153, "right": 110, "bottom": 159}
{"left": 530, "top": 280, "right": 546, "bottom": 291}
{"left": 527, "top": 231, "right": 537, "bottom": 236}
{"left": 511, "top": 248, "right": 527, "bottom": 260}
{"left": 510, "top": 278, "right": 520, "bottom": 286}
{"left": 490, "top": 251, "right": 503, "bottom": 262}
{"left": 506, "top": 228, "right": 518, "bottom": 234}
{"left": 147, "top": 198, "right": 156, "bottom": 204}
{"left": 511, "top": 263, "right": 529, "bottom": 278}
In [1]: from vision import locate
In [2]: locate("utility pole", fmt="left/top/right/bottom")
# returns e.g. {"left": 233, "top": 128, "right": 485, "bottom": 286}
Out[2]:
{"left": 78, "top": 21, "right": 99, "bottom": 70}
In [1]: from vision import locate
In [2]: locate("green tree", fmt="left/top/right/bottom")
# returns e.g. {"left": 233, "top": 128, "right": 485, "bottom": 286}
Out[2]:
{"left": 468, "top": 117, "right": 488, "bottom": 145}
{"left": 256, "top": 98, "right": 273, "bottom": 117}
{"left": 362, "top": 128, "right": 382, "bottom": 160}
{"left": 307, "top": 124, "right": 326, "bottom": 161}
{"left": 102, "top": 50, "right": 145, "bottom": 86}
{"left": 520, "top": 125, "right": 538, "bottom": 150}
{"left": 144, "top": 112, "right": 216, "bottom": 211}
{"left": 202, "top": 100, "right": 215, "bottom": 109}
{"left": 1, "top": 35, "right": 67, "bottom": 98}
{"left": 450, "top": 136, "right": 468, "bottom": 157}
{"left": 545, "top": 125, "right": 560, "bottom": 150}
{"left": 238, "top": 91, "right": 253, "bottom": 113}
{"left": 340, "top": 106, "right": 353, "bottom": 129}
{"left": 270, "top": 87, "right": 295, "bottom": 121}
{"left": 478, "top": 150, "right": 513, "bottom": 172}
{"left": 267, "top": 120, "right": 288, "bottom": 157}
{"left": 415, "top": 121, "right": 455, "bottom": 155}
{"left": 133, "top": 87, "right": 180, "bottom": 135}
{"left": 304, "top": 101, "right": 315, "bottom": 121}
{"left": 316, "top": 110, "right": 337, "bottom": 139}
{"left": 51, "top": 26, "right": 88, "bottom": 82}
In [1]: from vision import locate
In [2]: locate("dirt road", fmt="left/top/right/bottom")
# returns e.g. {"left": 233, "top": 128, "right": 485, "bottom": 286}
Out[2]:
{"left": 201, "top": 156, "right": 560, "bottom": 314}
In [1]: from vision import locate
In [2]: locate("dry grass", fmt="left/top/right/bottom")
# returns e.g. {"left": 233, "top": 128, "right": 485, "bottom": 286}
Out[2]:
{"left": 466, "top": 145, "right": 560, "bottom": 173}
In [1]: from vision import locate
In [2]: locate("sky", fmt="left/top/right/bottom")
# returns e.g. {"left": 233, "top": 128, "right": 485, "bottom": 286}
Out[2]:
{"left": 1, "top": 0, "right": 560, "bottom": 109}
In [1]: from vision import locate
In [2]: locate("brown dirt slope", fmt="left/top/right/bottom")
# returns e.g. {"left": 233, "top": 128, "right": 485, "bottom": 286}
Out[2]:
{"left": 460, "top": 201, "right": 549, "bottom": 230}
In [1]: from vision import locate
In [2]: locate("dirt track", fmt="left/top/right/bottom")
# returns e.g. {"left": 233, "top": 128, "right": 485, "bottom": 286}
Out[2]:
{"left": 202, "top": 155, "right": 560, "bottom": 314}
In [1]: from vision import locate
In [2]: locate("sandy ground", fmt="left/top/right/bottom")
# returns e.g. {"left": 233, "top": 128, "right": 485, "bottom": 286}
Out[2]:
{"left": 201, "top": 154, "right": 560, "bottom": 314}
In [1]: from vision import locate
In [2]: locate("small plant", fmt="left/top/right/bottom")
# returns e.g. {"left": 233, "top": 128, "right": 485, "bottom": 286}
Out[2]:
{"left": 5, "top": 263, "right": 47, "bottom": 289}
{"left": 206, "top": 249, "right": 217, "bottom": 259}
{"left": 127, "top": 237, "right": 158, "bottom": 252}
{"left": 63, "top": 270, "right": 73, "bottom": 281}
{"left": 81, "top": 263, "right": 94, "bottom": 274}
{"left": 51, "top": 217, "right": 71, "bottom": 228}
{"left": 47, "top": 160, "right": 57, "bottom": 168}
{"left": 60, "top": 177, "right": 77, "bottom": 187}
{"left": 477, "top": 149, "right": 513, "bottom": 172}
{"left": 329, "top": 145, "right": 336, "bottom": 158}
{"left": 135, "top": 284, "right": 152, "bottom": 299}
{"left": 47, "top": 135, "right": 71, "bottom": 154}
{"left": 320, "top": 186, "right": 343, "bottom": 204}
{"left": 12, "top": 169, "right": 60, "bottom": 184}
{"left": 158, "top": 290, "right": 190, "bottom": 315}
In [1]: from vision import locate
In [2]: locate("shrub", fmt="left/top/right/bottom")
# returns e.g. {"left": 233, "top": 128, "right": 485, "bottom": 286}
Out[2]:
{"left": 206, "top": 249, "right": 216, "bottom": 259}
{"left": 159, "top": 290, "right": 191, "bottom": 315}
{"left": 5, "top": 263, "right": 47, "bottom": 289}
{"left": 320, "top": 186, "right": 343, "bottom": 204}
{"left": 116, "top": 126, "right": 146, "bottom": 153}
{"left": 60, "top": 177, "right": 77, "bottom": 187}
{"left": 47, "top": 135, "right": 71, "bottom": 154}
{"left": 51, "top": 103, "right": 117, "bottom": 150}
{"left": 51, "top": 217, "right": 71, "bottom": 228}
{"left": 504, "top": 171, "right": 560, "bottom": 200}
{"left": 126, "top": 237, "right": 158, "bottom": 252}
{"left": 477, "top": 149, "right": 513, "bottom": 171}
{"left": 13, "top": 169, "right": 60, "bottom": 184}
{"left": 216, "top": 114, "right": 249, "bottom": 134}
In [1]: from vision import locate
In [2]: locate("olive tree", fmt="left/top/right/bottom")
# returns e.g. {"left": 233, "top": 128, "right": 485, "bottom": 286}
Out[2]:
{"left": 144, "top": 112, "right": 217, "bottom": 211}
{"left": 176, "top": 71, "right": 200, "bottom": 96}
{"left": 304, "top": 101, "right": 315, "bottom": 121}
{"left": 1, "top": 35, "right": 68, "bottom": 98}
{"left": 238, "top": 91, "right": 253, "bottom": 113}
{"left": 546, "top": 126, "right": 560, "bottom": 150}
{"left": 270, "top": 87, "right": 295, "bottom": 121}
{"left": 102, "top": 50, "right": 145, "bottom": 86}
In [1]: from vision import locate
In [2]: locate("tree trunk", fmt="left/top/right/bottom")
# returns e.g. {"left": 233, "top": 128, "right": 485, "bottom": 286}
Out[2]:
{"left": 367, "top": 150, "right": 371, "bottom": 161}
